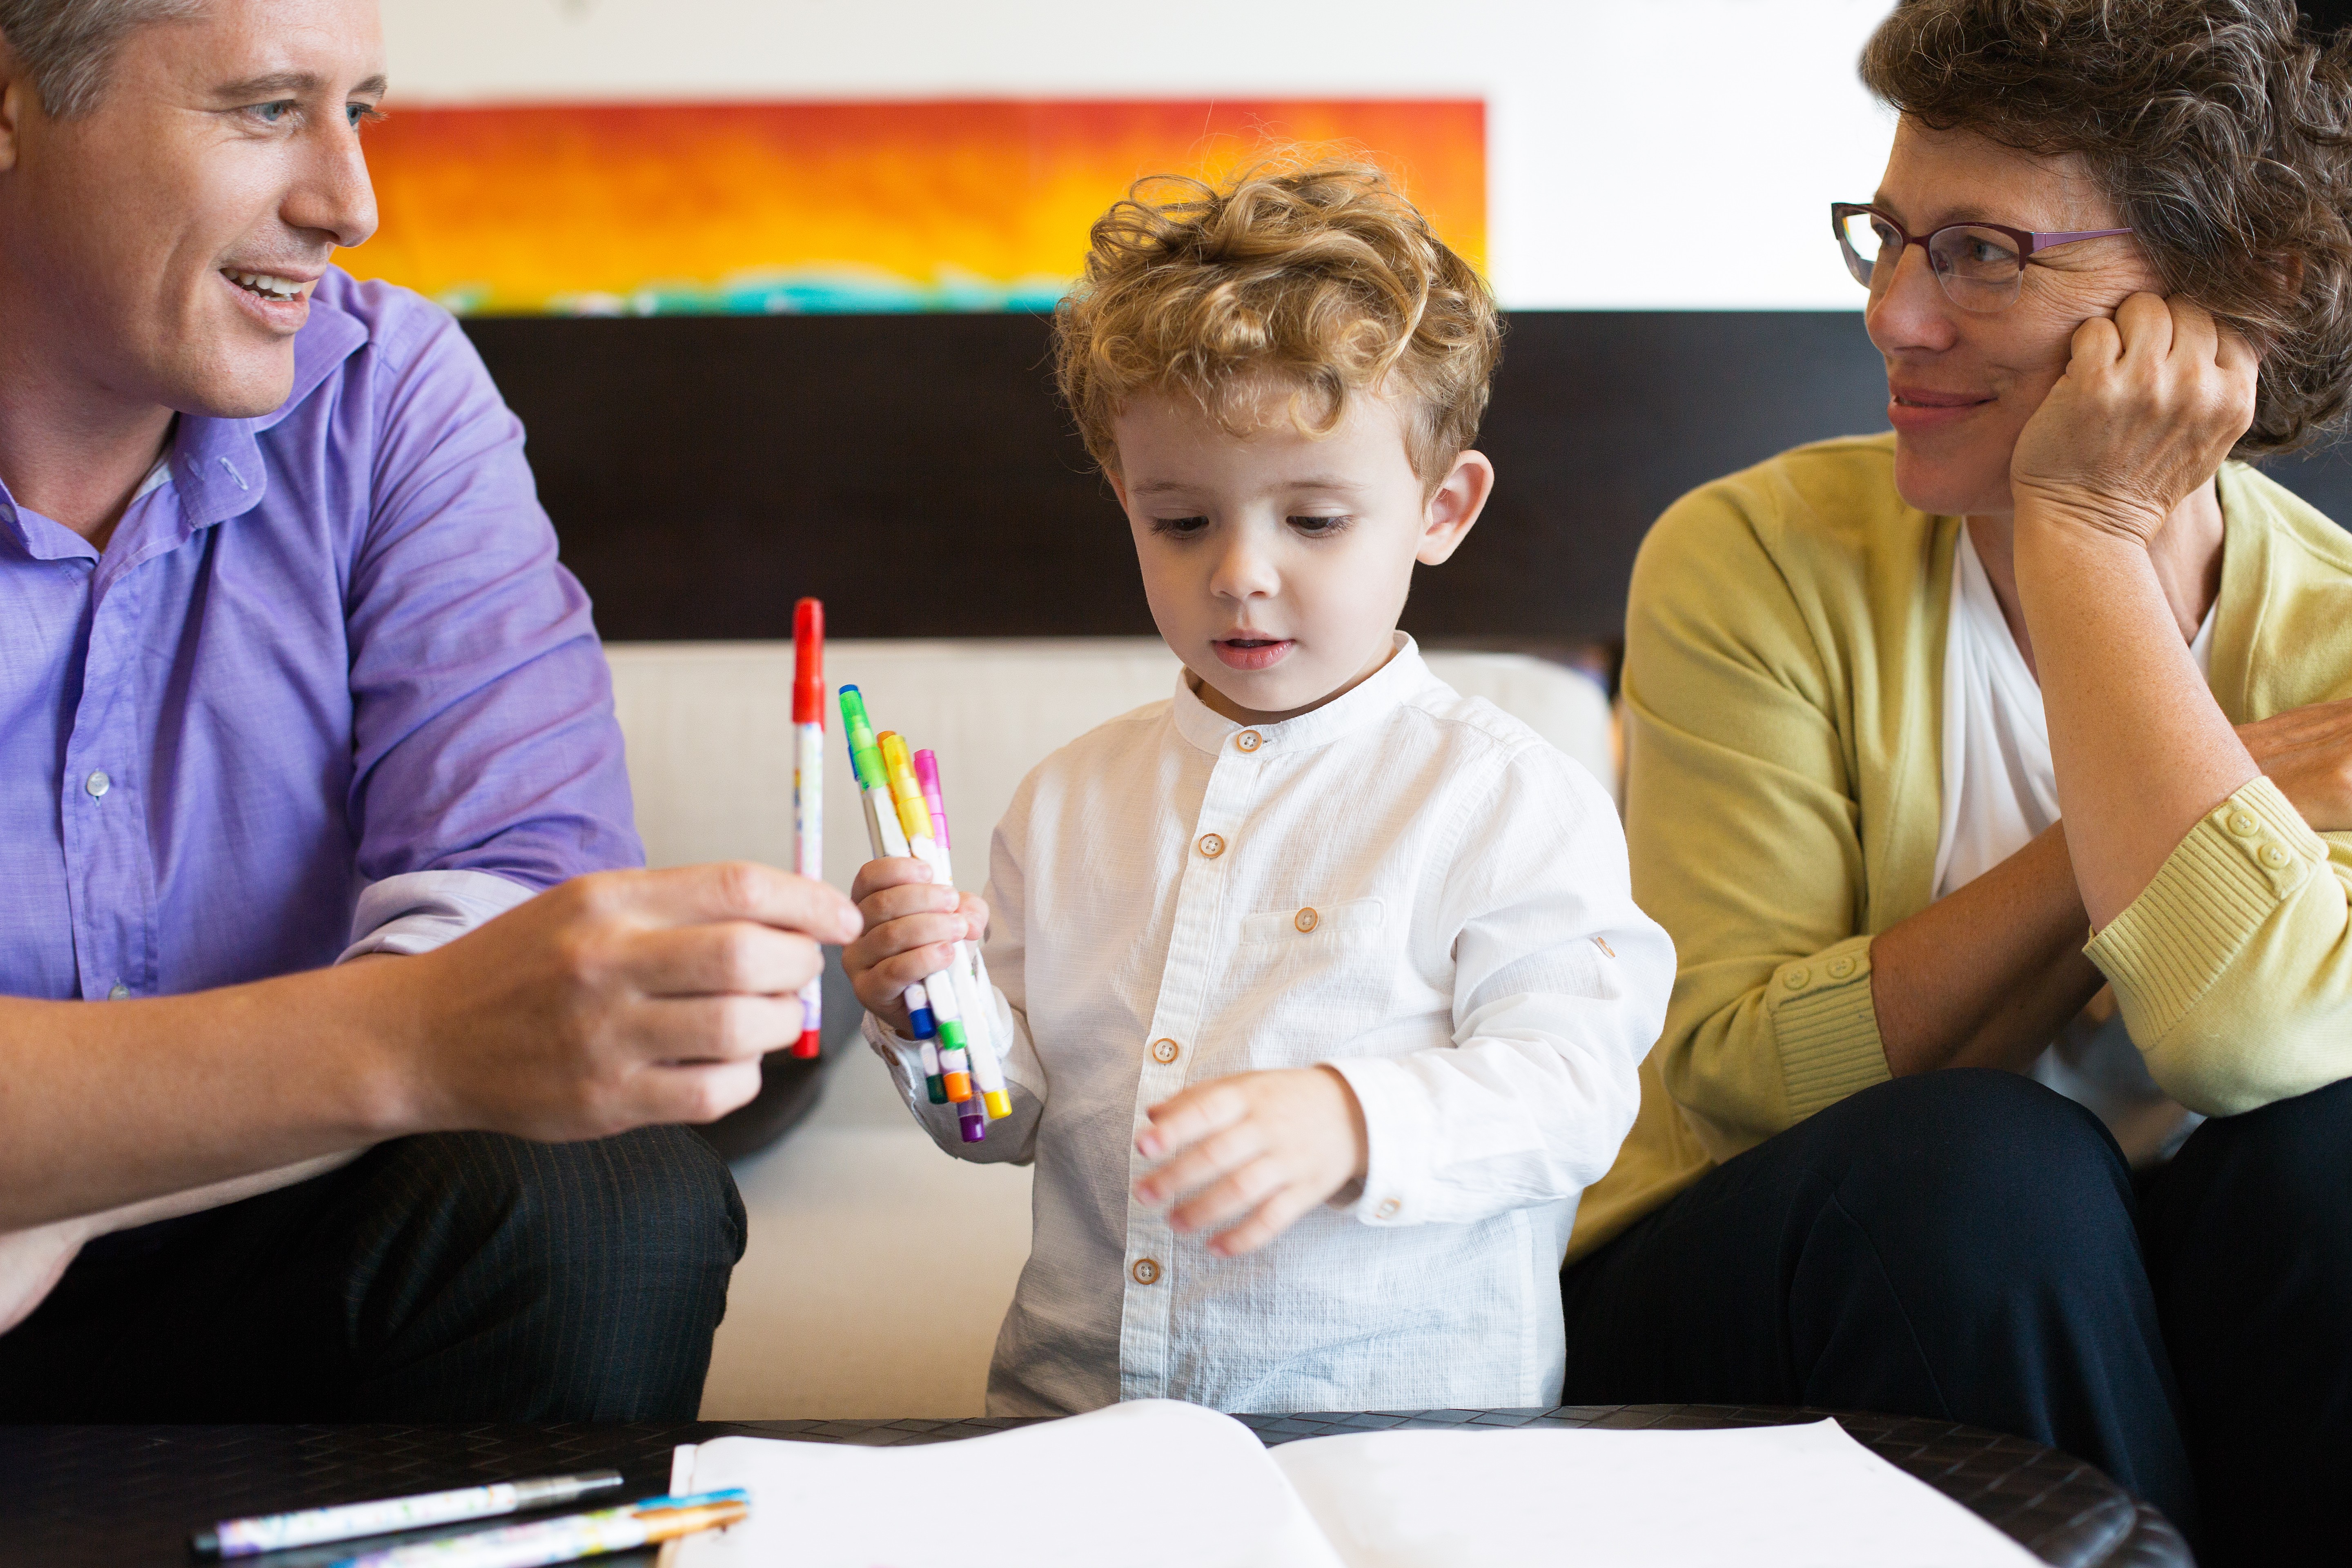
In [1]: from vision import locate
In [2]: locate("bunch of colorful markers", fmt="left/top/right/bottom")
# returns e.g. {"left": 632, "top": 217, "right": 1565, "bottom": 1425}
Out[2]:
{"left": 839, "top": 683, "right": 1013, "bottom": 1141}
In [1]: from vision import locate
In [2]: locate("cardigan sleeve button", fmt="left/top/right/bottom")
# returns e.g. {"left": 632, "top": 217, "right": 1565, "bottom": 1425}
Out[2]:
{"left": 1783, "top": 969, "right": 1810, "bottom": 990}
{"left": 2260, "top": 843, "right": 2293, "bottom": 870}
{"left": 2227, "top": 811, "right": 2262, "bottom": 838}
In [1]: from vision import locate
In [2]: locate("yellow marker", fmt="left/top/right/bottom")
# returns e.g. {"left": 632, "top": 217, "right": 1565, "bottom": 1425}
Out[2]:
{"left": 878, "top": 733, "right": 1013, "bottom": 1121}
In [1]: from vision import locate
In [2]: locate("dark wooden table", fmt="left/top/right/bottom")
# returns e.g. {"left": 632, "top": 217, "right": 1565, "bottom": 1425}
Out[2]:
{"left": 0, "top": 1404, "right": 2188, "bottom": 1568}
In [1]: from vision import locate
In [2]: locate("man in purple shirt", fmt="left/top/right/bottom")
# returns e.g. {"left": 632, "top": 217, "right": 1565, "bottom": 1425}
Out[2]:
{"left": 0, "top": 0, "right": 861, "bottom": 1417}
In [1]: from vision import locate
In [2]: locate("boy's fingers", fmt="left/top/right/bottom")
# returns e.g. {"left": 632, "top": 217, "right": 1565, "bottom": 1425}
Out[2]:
{"left": 1208, "top": 1185, "right": 1322, "bottom": 1258}
{"left": 1136, "top": 1120, "right": 1265, "bottom": 1207}
{"left": 851, "top": 856, "right": 935, "bottom": 903}
{"left": 1166, "top": 1154, "right": 1284, "bottom": 1234}
{"left": 1137, "top": 1082, "right": 1250, "bottom": 1160}
{"left": 855, "top": 886, "right": 964, "bottom": 930}
{"left": 958, "top": 892, "right": 991, "bottom": 942}
{"left": 856, "top": 941, "right": 962, "bottom": 997}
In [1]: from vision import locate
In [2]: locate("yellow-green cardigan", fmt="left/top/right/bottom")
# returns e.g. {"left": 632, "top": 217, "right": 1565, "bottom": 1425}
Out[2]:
{"left": 1569, "top": 432, "right": 2352, "bottom": 1263}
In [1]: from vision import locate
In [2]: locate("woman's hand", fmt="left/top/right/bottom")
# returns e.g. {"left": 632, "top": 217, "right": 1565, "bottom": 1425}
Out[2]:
{"left": 1132, "top": 1067, "right": 1369, "bottom": 1257}
{"left": 842, "top": 857, "right": 987, "bottom": 1036}
{"left": 2009, "top": 293, "right": 2257, "bottom": 545}
{"left": 2242, "top": 697, "right": 2352, "bottom": 833}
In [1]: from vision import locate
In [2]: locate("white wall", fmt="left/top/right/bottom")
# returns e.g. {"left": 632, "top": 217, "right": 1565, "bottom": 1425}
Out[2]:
{"left": 381, "top": 0, "right": 1897, "bottom": 310}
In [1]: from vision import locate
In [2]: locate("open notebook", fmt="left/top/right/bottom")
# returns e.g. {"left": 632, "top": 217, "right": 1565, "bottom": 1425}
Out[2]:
{"left": 664, "top": 1399, "right": 2038, "bottom": 1568}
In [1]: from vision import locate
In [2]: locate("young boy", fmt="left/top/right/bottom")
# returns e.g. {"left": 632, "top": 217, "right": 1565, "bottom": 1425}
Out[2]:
{"left": 845, "top": 158, "right": 1673, "bottom": 1417}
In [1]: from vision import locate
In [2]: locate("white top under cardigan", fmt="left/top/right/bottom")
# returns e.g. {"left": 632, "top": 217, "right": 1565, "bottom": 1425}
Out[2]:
{"left": 1934, "top": 527, "right": 2212, "bottom": 1163}
{"left": 864, "top": 635, "right": 1676, "bottom": 1417}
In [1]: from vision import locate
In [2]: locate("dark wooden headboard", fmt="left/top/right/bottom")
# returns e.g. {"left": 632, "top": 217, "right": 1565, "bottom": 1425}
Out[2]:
{"left": 463, "top": 310, "right": 2352, "bottom": 647}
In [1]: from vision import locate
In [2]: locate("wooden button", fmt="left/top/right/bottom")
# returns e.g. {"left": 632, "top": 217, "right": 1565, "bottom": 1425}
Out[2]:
{"left": 1235, "top": 730, "right": 1263, "bottom": 752}
{"left": 1131, "top": 1258, "right": 1161, "bottom": 1285}
{"left": 1294, "top": 906, "right": 1319, "bottom": 933}
{"left": 1198, "top": 833, "right": 1226, "bottom": 858}
{"left": 1150, "top": 1038, "right": 1180, "bottom": 1065}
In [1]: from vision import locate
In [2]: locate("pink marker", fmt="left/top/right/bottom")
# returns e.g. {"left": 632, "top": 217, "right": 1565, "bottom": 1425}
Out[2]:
{"left": 914, "top": 749, "right": 949, "bottom": 851}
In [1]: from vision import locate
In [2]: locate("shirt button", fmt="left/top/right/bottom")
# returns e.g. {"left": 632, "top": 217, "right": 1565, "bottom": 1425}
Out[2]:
{"left": 1150, "top": 1038, "right": 1180, "bottom": 1065}
{"left": 2227, "top": 811, "right": 2262, "bottom": 837}
{"left": 1234, "top": 730, "right": 1263, "bottom": 753}
{"left": 85, "top": 770, "right": 111, "bottom": 798}
{"left": 1829, "top": 956, "right": 1855, "bottom": 979}
{"left": 1131, "top": 1258, "right": 1161, "bottom": 1285}
{"left": 1294, "top": 906, "right": 1319, "bottom": 933}
{"left": 1784, "top": 969, "right": 1809, "bottom": 990}
{"left": 2260, "top": 843, "right": 2292, "bottom": 869}
{"left": 1197, "top": 833, "right": 1225, "bottom": 859}
{"left": 107, "top": 981, "right": 129, "bottom": 1000}
{"left": 1376, "top": 1197, "right": 1401, "bottom": 1219}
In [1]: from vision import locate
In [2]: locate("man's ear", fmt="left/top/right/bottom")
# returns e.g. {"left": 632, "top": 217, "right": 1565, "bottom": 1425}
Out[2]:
{"left": 1416, "top": 449, "right": 1494, "bottom": 566}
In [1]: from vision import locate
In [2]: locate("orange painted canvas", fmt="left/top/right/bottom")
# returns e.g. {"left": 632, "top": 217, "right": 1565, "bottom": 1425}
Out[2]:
{"left": 337, "top": 99, "right": 1484, "bottom": 315}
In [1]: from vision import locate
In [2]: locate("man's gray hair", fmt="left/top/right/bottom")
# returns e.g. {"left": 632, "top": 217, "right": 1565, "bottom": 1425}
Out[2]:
{"left": 0, "top": 0, "right": 200, "bottom": 118}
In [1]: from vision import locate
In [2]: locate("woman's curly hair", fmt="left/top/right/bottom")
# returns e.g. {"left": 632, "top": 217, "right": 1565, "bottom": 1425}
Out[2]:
{"left": 1053, "top": 155, "right": 1500, "bottom": 484}
{"left": 1862, "top": 0, "right": 2352, "bottom": 457}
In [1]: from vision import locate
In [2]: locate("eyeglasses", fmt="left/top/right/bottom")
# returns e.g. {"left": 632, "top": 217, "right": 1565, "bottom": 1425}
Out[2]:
{"left": 1831, "top": 202, "right": 2133, "bottom": 313}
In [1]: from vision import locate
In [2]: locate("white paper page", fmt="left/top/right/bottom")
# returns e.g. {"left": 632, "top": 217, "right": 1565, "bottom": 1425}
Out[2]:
{"left": 1270, "top": 1418, "right": 2039, "bottom": 1568}
{"left": 673, "top": 1399, "right": 1348, "bottom": 1568}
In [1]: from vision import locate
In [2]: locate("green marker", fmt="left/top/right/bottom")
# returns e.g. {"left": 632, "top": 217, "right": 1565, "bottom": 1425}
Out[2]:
{"left": 840, "top": 686, "right": 948, "bottom": 1102}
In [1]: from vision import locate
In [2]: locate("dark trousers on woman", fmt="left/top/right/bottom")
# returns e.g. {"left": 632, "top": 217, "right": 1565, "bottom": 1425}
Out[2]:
{"left": 1560, "top": 1069, "right": 2352, "bottom": 1566}
{"left": 0, "top": 1126, "right": 746, "bottom": 1421}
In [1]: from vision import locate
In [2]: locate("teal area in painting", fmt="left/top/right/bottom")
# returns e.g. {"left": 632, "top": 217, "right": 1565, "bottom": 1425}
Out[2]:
{"left": 437, "top": 266, "right": 1071, "bottom": 317}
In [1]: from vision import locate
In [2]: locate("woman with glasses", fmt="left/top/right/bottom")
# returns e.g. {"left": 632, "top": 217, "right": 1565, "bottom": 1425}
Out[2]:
{"left": 1557, "top": 2, "right": 2352, "bottom": 1561}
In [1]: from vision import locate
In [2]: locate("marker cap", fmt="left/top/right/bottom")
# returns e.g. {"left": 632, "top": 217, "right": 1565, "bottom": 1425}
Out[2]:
{"left": 983, "top": 1090, "right": 1012, "bottom": 1120}
{"left": 958, "top": 1105, "right": 989, "bottom": 1143}
{"left": 914, "top": 749, "right": 949, "bottom": 849}
{"left": 793, "top": 598, "right": 825, "bottom": 724}
{"left": 839, "top": 686, "right": 882, "bottom": 786}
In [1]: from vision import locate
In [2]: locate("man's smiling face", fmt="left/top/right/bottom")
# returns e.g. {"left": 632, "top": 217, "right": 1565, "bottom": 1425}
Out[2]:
{"left": 0, "top": 0, "right": 384, "bottom": 419}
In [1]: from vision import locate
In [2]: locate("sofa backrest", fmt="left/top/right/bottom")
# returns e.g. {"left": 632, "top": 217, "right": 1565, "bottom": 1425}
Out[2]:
{"left": 608, "top": 639, "right": 1615, "bottom": 889}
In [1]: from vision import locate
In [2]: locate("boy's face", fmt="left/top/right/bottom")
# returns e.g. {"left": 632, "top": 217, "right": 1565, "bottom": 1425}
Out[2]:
{"left": 1109, "top": 384, "right": 1492, "bottom": 726}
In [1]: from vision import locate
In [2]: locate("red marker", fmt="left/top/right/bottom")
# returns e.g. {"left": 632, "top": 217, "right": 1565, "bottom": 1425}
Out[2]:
{"left": 791, "top": 597, "right": 826, "bottom": 1058}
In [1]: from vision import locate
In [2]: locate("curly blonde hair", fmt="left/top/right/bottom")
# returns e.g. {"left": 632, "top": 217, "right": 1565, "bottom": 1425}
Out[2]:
{"left": 1052, "top": 155, "right": 1501, "bottom": 485}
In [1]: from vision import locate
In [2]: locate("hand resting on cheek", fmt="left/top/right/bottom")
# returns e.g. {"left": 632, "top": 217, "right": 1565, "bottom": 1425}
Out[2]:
{"left": 1132, "top": 1067, "right": 1370, "bottom": 1257}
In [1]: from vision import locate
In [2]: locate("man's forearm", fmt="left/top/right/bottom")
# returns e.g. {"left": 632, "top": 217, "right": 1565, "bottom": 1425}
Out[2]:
{"left": 1872, "top": 822, "right": 2108, "bottom": 1076}
{"left": 0, "top": 962, "right": 417, "bottom": 1229}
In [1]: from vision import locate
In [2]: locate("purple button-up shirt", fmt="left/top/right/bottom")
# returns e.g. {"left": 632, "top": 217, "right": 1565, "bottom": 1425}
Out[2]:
{"left": 0, "top": 269, "right": 640, "bottom": 1003}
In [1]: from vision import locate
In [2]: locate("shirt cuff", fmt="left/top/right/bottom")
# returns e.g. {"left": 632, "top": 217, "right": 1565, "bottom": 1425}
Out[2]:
{"left": 339, "top": 870, "right": 538, "bottom": 962}
{"left": 1322, "top": 1056, "right": 1432, "bottom": 1227}
{"left": 1763, "top": 933, "right": 1889, "bottom": 1120}
{"left": 2085, "top": 776, "right": 2326, "bottom": 1042}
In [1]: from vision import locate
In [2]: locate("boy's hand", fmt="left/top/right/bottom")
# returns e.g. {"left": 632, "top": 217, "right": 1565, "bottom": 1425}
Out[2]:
{"left": 1133, "top": 1067, "right": 1370, "bottom": 1256}
{"left": 842, "top": 857, "right": 988, "bottom": 1036}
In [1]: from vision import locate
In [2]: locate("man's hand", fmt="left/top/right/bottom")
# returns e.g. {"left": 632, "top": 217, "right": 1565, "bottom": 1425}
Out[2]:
{"left": 2241, "top": 697, "right": 2352, "bottom": 832}
{"left": 842, "top": 857, "right": 988, "bottom": 1036}
{"left": 1132, "top": 1067, "right": 1370, "bottom": 1257}
{"left": 390, "top": 862, "right": 862, "bottom": 1140}
{"left": 2009, "top": 293, "right": 2257, "bottom": 546}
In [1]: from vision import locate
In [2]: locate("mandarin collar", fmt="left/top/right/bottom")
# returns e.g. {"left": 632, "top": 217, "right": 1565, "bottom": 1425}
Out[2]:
{"left": 1171, "top": 632, "right": 1437, "bottom": 757}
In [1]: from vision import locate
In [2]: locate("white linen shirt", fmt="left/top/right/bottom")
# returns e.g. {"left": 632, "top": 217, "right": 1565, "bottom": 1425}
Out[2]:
{"left": 864, "top": 636, "right": 1675, "bottom": 1417}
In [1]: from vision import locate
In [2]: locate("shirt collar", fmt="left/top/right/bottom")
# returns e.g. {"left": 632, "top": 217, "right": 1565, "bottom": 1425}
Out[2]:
{"left": 1171, "top": 631, "right": 1437, "bottom": 757}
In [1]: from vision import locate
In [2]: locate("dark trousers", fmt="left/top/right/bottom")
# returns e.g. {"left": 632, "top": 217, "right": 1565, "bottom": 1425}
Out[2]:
{"left": 1561, "top": 1069, "right": 2352, "bottom": 1566}
{"left": 0, "top": 1126, "right": 746, "bottom": 1421}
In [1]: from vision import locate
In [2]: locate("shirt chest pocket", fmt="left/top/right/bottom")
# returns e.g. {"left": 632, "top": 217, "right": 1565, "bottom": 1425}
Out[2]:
{"left": 1238, "top": 896, "right": 1387, "bottom": 946}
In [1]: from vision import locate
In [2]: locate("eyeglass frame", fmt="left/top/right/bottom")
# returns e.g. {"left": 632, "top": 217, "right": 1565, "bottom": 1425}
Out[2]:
{"left": 1830, "top": 202, "right": 2134, "bottom": 310}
